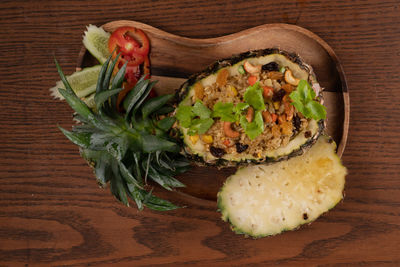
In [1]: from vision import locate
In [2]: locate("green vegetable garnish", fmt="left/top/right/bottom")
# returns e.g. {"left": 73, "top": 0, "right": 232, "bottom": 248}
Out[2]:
{"left": 279, "top": 66, "right": 286, "bottom": 73}
{"left": 239, "top": 111, "right": 264, "bottom": 140}
{"left": 175, "top": 105, "right": 193, "bottom": 128}
{"left": 289, "top": 80, "right": 326, "bottom": 120}
{"left": 212, "top": 102, "right": 236, "bottom": 122}
{"left": 234, "top": 102, "right": 250, "bottom": 120}
{"left": 244, "top": 82, "right": 265, "bottom": 111}
{"left": 238, "top": 65, "right": 246, "bottom": 74}
{"left": 188, "top": 118, "right": 214, "bottom": 135}
{"left": 193, "top": 100, "right": 212, "bottom": 119}
{"left": 176, "top": 100, "right": 214, "bottom": 136}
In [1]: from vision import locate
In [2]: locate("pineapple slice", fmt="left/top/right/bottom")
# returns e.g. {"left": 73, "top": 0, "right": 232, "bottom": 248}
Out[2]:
{"left": 217, "top": 136, "right": 347, "bottom": 237}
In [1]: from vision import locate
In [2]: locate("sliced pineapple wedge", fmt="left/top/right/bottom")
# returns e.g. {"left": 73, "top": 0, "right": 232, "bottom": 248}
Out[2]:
{"left": 217, "top": 136, "right": 347, "bottom": 238}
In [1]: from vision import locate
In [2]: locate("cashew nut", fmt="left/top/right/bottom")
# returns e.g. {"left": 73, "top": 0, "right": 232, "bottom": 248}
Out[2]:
{"left": 243, "top": 61, "right": 261, "bottom": 74}
{"left": 223, "top": 121, "right": 240, "bottom": 138}
{"left": 284, "top": 69, "right": 300, "bottom": 86}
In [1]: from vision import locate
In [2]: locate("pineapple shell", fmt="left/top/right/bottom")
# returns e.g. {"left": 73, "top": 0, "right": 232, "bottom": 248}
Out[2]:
{"left": 175, "top": 48, "right": 325, "bottom": 167}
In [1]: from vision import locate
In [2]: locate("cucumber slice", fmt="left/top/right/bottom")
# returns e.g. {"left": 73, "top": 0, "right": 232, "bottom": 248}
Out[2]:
{"left": 218, "top": 136, "right": 347, "bottom": 238}
{"left": 83, "top": 24, "right": 111, "bottom": 64}
{"left": 50, "top": 65, "right": 101, "bottom": 100}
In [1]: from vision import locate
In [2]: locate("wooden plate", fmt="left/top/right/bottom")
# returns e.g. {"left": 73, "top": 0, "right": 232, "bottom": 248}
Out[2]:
{"left": 78, "top": 20, "right": 349, "bottom": 203}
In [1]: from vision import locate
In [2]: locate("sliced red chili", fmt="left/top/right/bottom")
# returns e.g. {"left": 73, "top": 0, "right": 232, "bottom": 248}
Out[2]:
{"left": 108, "top": 26, "right": 150, "bottom": 66}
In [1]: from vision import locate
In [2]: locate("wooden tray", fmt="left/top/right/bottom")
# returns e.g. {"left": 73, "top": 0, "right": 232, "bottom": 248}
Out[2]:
{"left": 78, "top": 20, "right": 349, "bottom": 203}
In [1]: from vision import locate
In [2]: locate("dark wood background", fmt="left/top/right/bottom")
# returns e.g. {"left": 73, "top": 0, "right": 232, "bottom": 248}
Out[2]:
{"left": 1, "top": 0, "right": 399, "bottom": 266}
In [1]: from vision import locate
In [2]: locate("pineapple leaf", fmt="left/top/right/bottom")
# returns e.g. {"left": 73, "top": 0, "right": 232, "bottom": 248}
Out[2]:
{"left": 111, "top": 61, "right": 127, "bottom": 91}
{"left": 141, "top": 134, "right": 180, "bottom": 153}
{"left": 148, "top": 164, "right": 185, "bottom": 190}
{"left": 54, "top": 58, "right": 74, "bottom": 92}
{"left": 142, "top": 189, "right": 180, "bottom": 211}
{"left": 110, "top": 168, "right": 129, "bottom": 206}
{"left": 106, "top": 140, "right": 127, "bottom": 161}
{"left": 118, "top": 161, "right": 142, "bottom": 189}
{"left": 58, "top": 126, "right": 91, "bottom": 148}
{"left": 142, "top": 94, "right": 173, "bottom": 118}
{"left": 132, "top": 152, "right": 143, "bottom": 184}
{"left": 131, "top": 81, "right": 157, "bottom": 120}
{"left": 157, "top": 117, "right": 176, "bottom": 131}
{"left": 95, "top": 88, "right": 123, "bottom": 110}
{"left": 123, "top": 76, "right": 148, "bottom": 114}
{"left": 102, "top": 53, "right": 120, "bottom": 91}
{"left": 94, "top": 154, "right": 111, "bottom": 186}
{"left": 96, "top": 53, "right": 112, "bottom": 94}
{"left": 126, "top": 183, "right": 144, "bottom": 210}
{"left": 153, "top": 105, "right": 174, "bottom": 115}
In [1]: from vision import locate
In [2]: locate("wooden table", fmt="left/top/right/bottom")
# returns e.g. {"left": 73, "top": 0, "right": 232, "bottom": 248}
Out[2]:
{"left": 1, "top": 0, "right": 399, "bottom": 266}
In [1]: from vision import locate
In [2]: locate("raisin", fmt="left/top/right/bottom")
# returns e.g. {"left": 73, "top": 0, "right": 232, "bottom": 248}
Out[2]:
{"left": 272, "top": 89, "right": 286, "bottom": 102}
{"left": 293, "top": 115, "right": 301, "bottom": 132}
{"left": 303, "top": 213, "right": 308, "bottom": 220}
{"left": 262, "top": 62, "right": 279, "bottom": 72}
{"left": 210, "top": 146, "right": 226, "bottom": 158}
{"left": 304, "top": 131, "right": 312, "bottom": 138}
{"left": 235, "top": 143, "right": 249, "bottom": 153}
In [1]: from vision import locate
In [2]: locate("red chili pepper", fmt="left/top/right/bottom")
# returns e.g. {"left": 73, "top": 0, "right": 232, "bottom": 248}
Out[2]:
{"left": 108, "top": 26, "right": 150, "bottom": 66}
{"left": 248, "top": 75, "right": 257, "bottom": 85}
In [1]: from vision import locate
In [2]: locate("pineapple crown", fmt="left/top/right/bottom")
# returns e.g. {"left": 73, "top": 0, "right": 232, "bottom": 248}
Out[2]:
{"left": 56, "top": 54, "right": 189, "bottom": 211}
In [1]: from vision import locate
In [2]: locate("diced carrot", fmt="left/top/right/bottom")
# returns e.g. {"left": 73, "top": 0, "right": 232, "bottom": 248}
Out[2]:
{"left": 248, "top": 75, "right": 257, "bottom": 85}
{"left": 262, "top": 86, "right": 274, "bottom": 98}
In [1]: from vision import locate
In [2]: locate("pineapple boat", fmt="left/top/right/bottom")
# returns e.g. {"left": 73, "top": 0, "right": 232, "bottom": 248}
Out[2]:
{"left": 175, "top": 49, "right": 325, "bottom": 166}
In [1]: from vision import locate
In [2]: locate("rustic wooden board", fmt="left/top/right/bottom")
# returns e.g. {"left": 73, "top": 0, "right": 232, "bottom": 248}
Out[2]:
{"left": 78, "top": 21, "right": 349, "bottom": 201}
{"left": 80, "top": 21, "right": 349, "bottom": 157}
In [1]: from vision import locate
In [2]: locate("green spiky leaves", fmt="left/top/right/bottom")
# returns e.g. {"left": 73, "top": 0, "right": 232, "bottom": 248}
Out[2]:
{"left": 56, "top": 55, "right": 189, "bottom": 211}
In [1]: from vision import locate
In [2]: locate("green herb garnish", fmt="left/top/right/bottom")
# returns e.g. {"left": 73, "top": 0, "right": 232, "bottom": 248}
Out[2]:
{"left": 239, "top": 110, "right": 264, "bottom": 140}
{"left": 175, "top": 105, "right": 193, "bottom": 128}
{"left": 234, "top": 102, "right": 250, "bottom": 120}
{"left": 212, "top": 102, "right": 236, "bottom": 122}
{"left": 188, "top": 118, "right": 214, "bottom": 135}
{"left": 244, "top": 82, "right": 265, "bottom": 111}
{"left": 289, "top": 80, "right": 326, "bottom": 120}
{"left": 238, "top": 65, "right": 246, "bottom": 74}
{"left": 176, "top": 100, "right": 214, "bottom": 136}
{"left": 193, "top": 100, "right": 212, "bottom": 119}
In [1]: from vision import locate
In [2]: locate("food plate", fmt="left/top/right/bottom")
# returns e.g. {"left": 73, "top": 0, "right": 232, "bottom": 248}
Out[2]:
{"left": 77, "top": 20, "right": 349, "bottom": 203}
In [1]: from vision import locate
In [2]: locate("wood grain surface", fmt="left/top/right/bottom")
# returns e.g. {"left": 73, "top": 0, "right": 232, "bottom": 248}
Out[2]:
{"left": 0, "top": 0, "right": 399, "bottom": 266}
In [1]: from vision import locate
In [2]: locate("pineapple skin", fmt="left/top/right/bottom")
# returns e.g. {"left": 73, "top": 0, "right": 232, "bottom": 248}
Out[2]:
{"left": 217, "top": 136, "right": 347, "bottom": 238}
